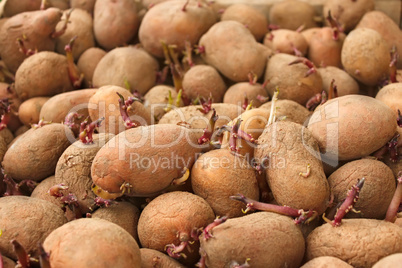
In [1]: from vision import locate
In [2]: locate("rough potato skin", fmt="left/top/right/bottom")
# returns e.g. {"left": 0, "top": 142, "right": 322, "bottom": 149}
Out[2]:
{"left": 138, "top": 191, "right": 215, "bottom": 266}
{"left": 223, "top": 82, "right": 269, "bottom": 108}
{"left": 91, "top": 124, "right": 201, "bottom": 196}
{"left": 140, "top": 248, "right": 186, "bottom": 268}
{"left": 300, "top": 256, "right": 353, "bottom": 268}
{"left": 318, "top": 66, "right": 360, "bottom": 97}
{"left": 92, "top": 201, "right": 140, "bottom": 243}
{"left": 306, "top": 219, "right": 402, "bottom": 268}
{"left": 307, "top": 95, "right": 397, "bottom": 161}
{"left": 139, "top": 0, "right": 217, "bottom": 58}
{"left": 93, "top": 0, "right": 139, "bottom": 50}
{"left": 264, "top": 53, "right": 323, "bottom": 105}
{"left": 200, "top": 212, "right": 305, "bottom": 268}
{"left": 254, "top": 121, "right": 330, "bottom": 214}
{"left": 43, "top": 218, "right": 141, "bottom": 268}
{"left": 328, "top": 159, "right": 395, "bottom": 219}
{"left": 182, "top": 65, "right": 227, "bottom": 103}
{"left": 341, "top": 28, "right": 390, "bottom": 86}
{"left": 375, "top": 83, "right": 402, "bottom": 117}
{"left": 0, "top": 196, "right": 67, "bottom": 260}
{"left": 373, "top": 253, "right": 402, "bottom": 268}
{"left": 191, "top": 149, "right": 259, "bottom": 218}
{"left": 14, "top": 51, "right": 75, "bottom": 100}
{"left": 18, "top": 97, "right": 50, "bottom": 126}
{"left": 77, "top": 47, "right": 106, "bottom": 88}
{"left": 259, "top": 99, "right": 311, "bottom": 125}
{"left": 2, "top": 123, "right": 74, "bottom": 181}
{"left": 269, "top": 0, "right": 318, "bottom": 30}
{"left": 92, "top": 46, "right": 159, "bottom": 95}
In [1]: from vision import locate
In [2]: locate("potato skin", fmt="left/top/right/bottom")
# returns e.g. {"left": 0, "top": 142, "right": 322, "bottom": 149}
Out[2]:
{"left": 0, "top": 196, "right": 67, "bottom": 260}
{"left": 2, "top": 123, "right": 74, "bottom": 181}
{"left": 318, "top": 66, "right": 360, "bottom": 97}
{"left": 328, "top": 159, "right": 395, "bottom": 219}
{"left": 300, "top": 256, "right": 353, "bottom": 268}
{"left": 375, "top": 83, "right": 402, "bottom": 117}
{"left": 140, "top": 248, "right": 186, "bottom": 268}
{"left": 143, "top": 85, "right": 179, "bottom": 121}
{"left": 259, "top": 99, "right": 311, "bottom": 125}
{"left": 269, "top": 0, "right": 318, "bottom": 30}
{"left": 223, "top": 82, "right": 269, "bottom": 108}
{"left": 0, "top": 255, "right": 16, "bottom": 268}
{"left": 373, "top": 253, "right": 402, "bottom": 268}
{"left": 18, "top": 97, "right": 50, "bottom": 126}
{"left": 306, "top": 219, "right": 402, "bottom": 268}
{"left": 200, "top": 212, "right": 305, "bottom": 268}
{"left": 307, "top": 95, "right": 397, "bottom": 161}
{"left": 91, "top": 124, "right": 201, "bottom": 196}
{"left": 255, "top": 121, "right": 330, "bottom": 214}
{"left": 264, "top": 29, "right": 308, "bottom": 56}
{"left": 43, "top": 218, "right": 141, "bottom": 268}
{"left": 77, "top": 47, "right": 106, "bottom": 88}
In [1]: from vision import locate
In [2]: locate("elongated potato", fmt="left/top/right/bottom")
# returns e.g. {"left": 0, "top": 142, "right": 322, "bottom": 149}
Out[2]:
{"left": 254, "top": 121, "right": 330, "bottom": 214}
{"left": 91, "top": 124, "right": 202, "bottom": 196}
{"left": 306, "top": 219, "right": 402, "bottom": 267}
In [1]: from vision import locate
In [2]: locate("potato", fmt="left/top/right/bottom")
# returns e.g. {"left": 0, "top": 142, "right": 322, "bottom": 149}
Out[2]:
{"left": 220, "top": 4, "right": 268, "bottom": 41}
{"left": 264, "top": 53, "right": 323, "bottom": 105}
{"left": 55, "top": 8, "right": 95, "bottom": 61}
{"left": 0, "top": 255, "right": 16, "bottom": 268}
{"left": 0, "top": 8, "right": 62, "bottom": 73}
{"left": 318, "top": 66, "right": 360, "bottom": 97}
{"left": 2, "top": 123, "right": 74, "bottom": 181}
{"left": 200, "top": 212, "right": 305, "bottom": 268}
{"left": 30, "top": 175, "right": 58, "bottom": 204}
{"left": 307, "top": 95, "right": 397, "bottom": 161}
{"left": 328, "top": 159, "right": 396, "bottom": 219}
{"left": 18, "top": 97, "right": 50, "bottom": 126}
{"left": 0, "top": 196, "right": 67, "bottom": 260}
{"left": 0, "top": 82, "right": 22, "bottom": 132}
{"left": 341, "top": 28, "right": 390, "bottom": 87}
{"left": 323, "top": 0, "right": 375, "bottom": 32}
{"left": 92, "top": 201, "right": 140, "bottom": 243}
{"left": 199, "top": 20, "right": 269, "bottom": 82}
{"left": 140, "top": 248, "right": 186, "bottom": 268}
{"left": 306, "top": 219, "right": 402, "bottom": 267}
{"left": 77, "top": 47, "right": 106, "bottom": 88}
{"left": 70, "top": 0, "right": 96, "bottom": 15}
{"left": 301, "top": 256, "right": 353, "bottom": 268}
{"left": 254, "top": 121, "right": 330, "bottom": 214}
{"left": 223, "top": 81, "right": 269, "bottom": 108}
{"left": 13, "top": 125, "right": 29, "bottom": 137}
{"left": 263, "top": 29, "right": 308, "bottom": 56}
{"left": 356, "top": 11, "right": 402, "bottom": 69}
{"left": 269, "top": 0, "right": 318, "bottom": 30}
{"left": 138, "top": 191, "right": 215, "bottom": 266}
{"left": 259, "top": 99, "right": 311, "bottom": 125}
{"left": 0, "top": 135, "right": 7, "bottom": 163}
{"left": 143, "top": 85, "right": 180, "bottom": 121}
{"left": 39, "top": 88, "right": 97, "bottom": 125}
{"left": 93, "top": 0, "right": 140, "bottom": 50}
{"left": 182, "top": 65, "right": 227, "bottom": 103}
{"left": 3, "top": 0, "right": 42, "bottom": 17}
{"left": 14, "top": 51, "right": 76, "bottom": 100}
{"left": 139, "top": 0, "right": 217, "bottom": 58}
{"left": 0, "top": 128, "right": 14, "bottom": 145}
{"left": 43, "top": 218, "right": 141, "bottom": 268}
{"left": 91, "top": 124, "right": 201, "bottom": 196}
{"left": 88, "top": 85, "right": 151, "bottom": 135}
{"left": 92, "top": 46, "right": 159, "bottom": 95}
{"left": 191, "top": 149, "right": 259, "bottom": 218}
{"left": 373, "top": 253, "right": 402, "bottom": 268}
{"left": 375, "top": 83, "right": 402, "bottom": 117}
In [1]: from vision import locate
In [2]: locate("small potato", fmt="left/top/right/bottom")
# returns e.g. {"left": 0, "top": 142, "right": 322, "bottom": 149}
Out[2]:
{"left": 264, "top": 29, "right": 308, "bottom": 56}
{"left": 77, "top": 47, "right": 107, "bottom": 88}
{"left": 140, "top": 248, "right": 186, "bottom": 268}
{"left": 0, "top": 196, "right": 67, "bottom": 260}
{"left": 223, "top": 81, "right": 269, "bottom": 108}
{"left": 307, "top": 95, "right": 397, "bottom": 161}
{"left": 373, "top": 253, "right": 402, "bottom": 268}
{"left": 18, "top": 97, "right": 50, "bottom": 126}
{"left": 301, "top": 256, "right": 353, "bottom": 268}
{"left": 2, "top": 123, "right": 74, "bottom": 181}
{"left": 306, "top": 219, "right": 402, "bottom": 267}
{"left": 43, "top": 218, "right": 141, "bottom": 268}
{"left": 341, "top": 28, "right": 390, "bottom": 86}
{"left": 318, "top": 66, "right": 360, "bottom": 97}
{"left": 269, "top": 0, "right": 318, "bottom": 30}
{"left": 259, "top": 99, "right": 311, "bottom": 125}
{"left": 375, "top": 83, "right": 402, "bottom": 117}
{"left": 143, "top": 85, "right": 180, "bottom": 121}
{"left": 0, "top": 136, "right": 7, "bottom": 163}
{"left": 200, "top": 212, "right": 305, "bottom": 268}
{"left": 220, "top": 4, "right": 268, "bottom": 41}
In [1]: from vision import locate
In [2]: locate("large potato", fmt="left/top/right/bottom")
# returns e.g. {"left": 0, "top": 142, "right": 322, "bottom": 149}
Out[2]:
{"left": 307, "top": 95, "right": 397, "bottom": 161}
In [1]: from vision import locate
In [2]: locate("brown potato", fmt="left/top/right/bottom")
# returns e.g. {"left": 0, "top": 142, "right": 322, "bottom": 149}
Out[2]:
{"left": 264, "top": 29, "right": 308, "bottom": 56}
{"left": 140, "top": 248, "right": 186, "bottom": 268}
{"left": 318, "top": 66, "right": 360, "bottom": 97}
{"left": 18, "top": 97, "right": 50, "bottom": 126}
{"left": 373, "top": 253, "right": 402, "bottom": 268}
{"left": 328, "top": 159, "right": 396, "bottom": 219}
{"left": 2, "top": 123, "right": 74, "bottom": 181}
{"left": 70, "top": 0, "right": 96, "bottom": 15}
{"left": 223, "top": 81, "right": 268, "bottom": 108}
{"left": 143, "top": 85, "right": 180, "bottom": 121}
{"left": 200, "top": 212, "right": 305, "bottom": 268}
{"left": 43, "top": 218, "right": 141, "bottom": 268}
{"left": 254, "top": 121, "right": 330, "bottom": 214}
{"left": 3, "top": 0, "right": 42, "bottom": 17}
{"left": 269, "top": 0, "right": 318, "bottom": 30}
{"left": 92, "top": 46, "right": 159, "bottom": 95}
{"left": 191, "top": 149, "right": 259, "bottom": 218}
{"left": 0, "top": 255, "right": 16, "bottom": 268}
{"left": 0, "top": 196, "right": 67, "bottom": 260}
{"left": 301, "top": 256, "right": 353, "bottom": 268}
{"left": 220, "top": 4, "right": 268, "bottom": 41}
{"left": 77, "top": 47, "right": 106, "bottom": 88}
{"left": 375, "top": 83, "right": 402, "bottom": 117}
{"left": 259, "top": 99, "right": 311, "bottom": 125}
{"left": 306, "top": 219, "right": 402, "bottom": 267}
{"left": 307, "top": 95, "right": 397, "bottom": 161}
{"left": 93, "top": 0, "right": 140, "bottom": 50}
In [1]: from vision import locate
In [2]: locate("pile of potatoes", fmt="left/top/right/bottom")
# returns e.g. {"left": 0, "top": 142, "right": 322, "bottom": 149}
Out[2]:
{"left": 0, "top": 0, "right": 402, "bottom": 267}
